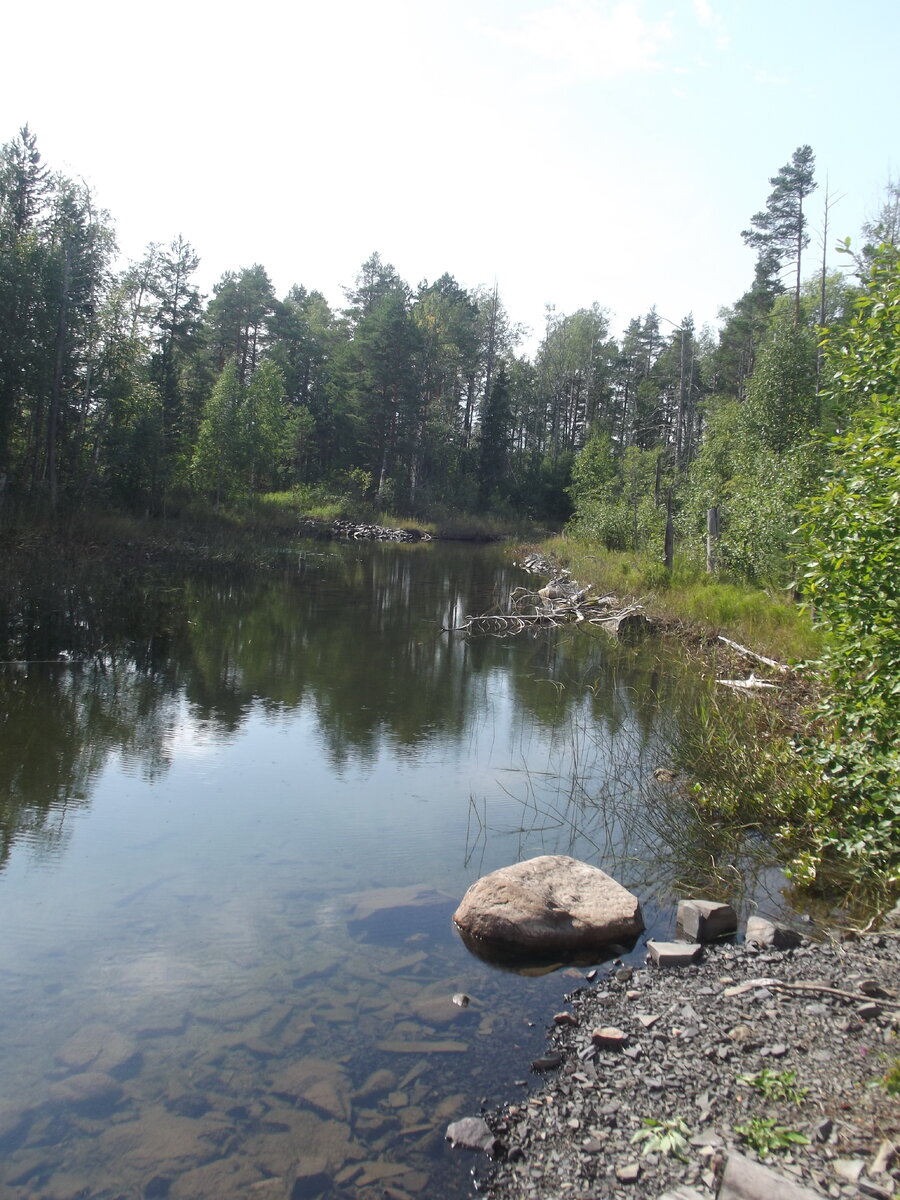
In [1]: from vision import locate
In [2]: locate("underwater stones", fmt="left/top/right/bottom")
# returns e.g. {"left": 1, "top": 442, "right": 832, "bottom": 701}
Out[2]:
{"left": 55, "top": 1023, "right": 140, "bottom": 1076}
{"left": 356, "top": 1068, "right": 398, "bottom": 1101}
{"left": 348, "top": 884, "right": 454, "bottom": 926}
{"left": 48, "top": 1071, "right": 123, "bottom": 1108}
{"left": 270, "top": 1057, "right": 352, "bottom": 1121}
{"left": 453, "top": 856, "right": 643, "bottom": 953}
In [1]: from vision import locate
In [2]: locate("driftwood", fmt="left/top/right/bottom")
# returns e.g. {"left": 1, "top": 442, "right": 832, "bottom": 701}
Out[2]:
{"left": 718, "top": 635, "right": 789, "bottom": 673}
{"left": 717, "top": 673, "right": 780, "bottom": 692}
{"left": 723, "top": 977, "right": 900, "bottom": 1008}
{"left": 443, "top": 582, "right": 653, "bottom": 639}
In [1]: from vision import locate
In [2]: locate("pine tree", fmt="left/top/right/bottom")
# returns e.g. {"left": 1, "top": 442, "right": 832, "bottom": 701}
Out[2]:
{"left": 742, "top": 146, "right": 817, "bottom": 323}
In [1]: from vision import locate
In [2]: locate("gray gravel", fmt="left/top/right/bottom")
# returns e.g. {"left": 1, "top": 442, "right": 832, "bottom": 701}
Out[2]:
{"left": 479, "top": 932, "right": 900, "bottom": 1200}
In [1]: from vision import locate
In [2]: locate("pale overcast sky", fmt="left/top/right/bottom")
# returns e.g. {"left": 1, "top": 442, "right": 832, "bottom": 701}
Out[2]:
{"left": 3, "top": 0, "right": 897, "bottom": 349}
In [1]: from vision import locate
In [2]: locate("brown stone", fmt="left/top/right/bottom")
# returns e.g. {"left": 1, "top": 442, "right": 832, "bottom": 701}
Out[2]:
{"left": 55, "top": 1024, "right": 139, "bottom": 1075}
{"left": 270, "top": 1057, "right": 352, "bottom": 1121}
{"left": 48, "top": 1071, "right": 123, "bottom": 1107}
{"left": 452, "top": 856, "right": 643, "bottom": 951}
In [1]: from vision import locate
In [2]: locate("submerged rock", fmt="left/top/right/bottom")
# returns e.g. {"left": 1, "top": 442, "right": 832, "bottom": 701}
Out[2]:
{"left": 453, "top": 856, "right": 643, "bottom": 953}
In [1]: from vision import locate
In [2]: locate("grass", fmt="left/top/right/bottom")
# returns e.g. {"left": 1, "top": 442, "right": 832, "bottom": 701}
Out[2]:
{"left": 527, "top": 533, "right": 822, "bottom": 664}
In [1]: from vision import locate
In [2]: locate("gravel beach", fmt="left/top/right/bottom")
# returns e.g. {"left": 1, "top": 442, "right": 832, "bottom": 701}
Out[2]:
{"left": 478, "top": 927, "right": 900, "bottom": 1200}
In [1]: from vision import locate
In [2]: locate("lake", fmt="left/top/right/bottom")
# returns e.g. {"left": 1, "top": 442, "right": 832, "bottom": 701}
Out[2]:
{"left": 0, "top": 539, "right": 784, "bottom": 1198}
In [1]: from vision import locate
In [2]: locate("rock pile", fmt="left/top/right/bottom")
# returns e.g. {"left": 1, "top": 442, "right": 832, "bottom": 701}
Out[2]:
{"left": 331, "top": 520, "right": 431, "bottom": 542}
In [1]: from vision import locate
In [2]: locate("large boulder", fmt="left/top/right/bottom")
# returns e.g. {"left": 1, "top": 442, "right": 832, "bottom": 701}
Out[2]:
{"left": 453, "top": 856, "right": 643, "bottom": 952}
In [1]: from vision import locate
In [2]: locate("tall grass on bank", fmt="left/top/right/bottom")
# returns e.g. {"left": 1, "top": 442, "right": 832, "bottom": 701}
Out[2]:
{"left": 530, "top": 534, "right": 821, "bottom": 664}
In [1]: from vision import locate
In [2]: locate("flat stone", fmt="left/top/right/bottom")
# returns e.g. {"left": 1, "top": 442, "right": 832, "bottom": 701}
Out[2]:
{"left": 289, "top": 1156, "right": 331, "bottom": 1198}
{"left": 270, "top": 1058, "right": 352, "bottom": 1121}
{"left": 553, "top": 1011, "right": 578, "bottom": 1026}
{"left": 349, "top": 884, "right": 453, "bottom": 924}
{"left": 615, "top": 1161, "right": 642, "bottom": 1183}
{"left": 720, "top": 1151, "right": 826, "bottom": 1200}
{"left": 647, "top": 940, "right": 703, "bottom": 967}
{"left": 55, "top": 1024, "right": 139, "bottom": 1075}
{"left": 677, "top": 899, "right": 738, "bottom": 942}
{"left": 833, "top": 1159, "right": 865, "bottom": 1185}
{"left": 453, "top": 856, "right": 643, "bottom": 951}
{"left": 376, "top": 1039, "right": 468, "bottom": 1054}
{"left": 870, "top": 1141, "right": 896, "bottom": 1175}
{"left": 445, "top": 1116, "right": 496, "bottom": 1153}
{"left": 636, "top": 1013, "right": 661, "bottom": 1028}
{"left": 745, "top": 916, "right": 802, "bottom": 949}
{"left": 48, "top": 1072, "right": 123, "bottom": 1107}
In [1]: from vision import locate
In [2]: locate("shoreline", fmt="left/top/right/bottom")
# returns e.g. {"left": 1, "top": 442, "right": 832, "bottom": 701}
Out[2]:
{"left": 474, "top": 927, "right": 900, "bottom": 1200}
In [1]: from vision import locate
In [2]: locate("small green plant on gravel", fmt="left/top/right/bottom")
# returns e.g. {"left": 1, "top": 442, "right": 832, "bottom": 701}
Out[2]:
{"left": 738, "top": 1068, "right": 809, "bottom": 1104}
{"left": 734, "top": 1117, "right": 810, "bottom": 1156}
{"left": 630, "top": 1116, "right": 691, "bottom": 1161}
{"left": 883, "top": 1057, "right": 900, "bottom": 1096}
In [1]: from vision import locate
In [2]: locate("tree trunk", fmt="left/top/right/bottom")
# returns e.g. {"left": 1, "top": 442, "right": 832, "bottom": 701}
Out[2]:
{"left": 706, "top": 505, "right": 720, "bottom": 573}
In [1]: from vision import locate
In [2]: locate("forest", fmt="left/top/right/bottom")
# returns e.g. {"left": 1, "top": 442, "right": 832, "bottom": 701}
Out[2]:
{"left": 0, "top": 127, "right": 893, "bottom": 568}
{"left": 1, "top": 127, "right": 899, "bottom": 885}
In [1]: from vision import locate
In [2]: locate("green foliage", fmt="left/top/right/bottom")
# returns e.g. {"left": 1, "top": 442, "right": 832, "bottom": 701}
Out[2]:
{"left": 569, "top": 442, "right": 664, "bottom": 554}
{"left": 797, "top": 244, "right": 900, "bottom": 879}
{"left": 744, "top": 321, "right": 818, "bottom": 452}
{"left": 883, "top": 1058, "right": 900, "bottom": 1096}
{"left": 734, "top": 1118, "right": 810, "bottom": 1156}
{"left": 738, "top": 1069, "right": 808, "bottom": 1104}
{"left": 630, "top": 1117, "right": 691, "bottom": 1161}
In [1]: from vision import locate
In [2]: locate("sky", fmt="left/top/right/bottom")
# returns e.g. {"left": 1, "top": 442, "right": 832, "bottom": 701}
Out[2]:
{"left": 2, "top": 0, "right": 897, "bottom": 353}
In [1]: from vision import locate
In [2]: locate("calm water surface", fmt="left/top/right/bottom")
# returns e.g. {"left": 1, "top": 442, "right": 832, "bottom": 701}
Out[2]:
{"left": 0, "top": 541, "right": 783, "bottom": 1198}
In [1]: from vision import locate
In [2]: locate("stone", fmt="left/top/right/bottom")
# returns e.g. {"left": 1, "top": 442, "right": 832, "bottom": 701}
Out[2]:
{"left": 553, "top": 1011, "right": 578, "bottom": 1026}
{"left": 376, "top": 1039, "right": 468, "bottom": 1054}
{"left": 719, "top": 1151, "right": 827, "bottom": 1200}
{"left": 591, "top": 1026, "right": 628, "bottom": 1049}
{"left": 833, "top": 1159, "right": 865, "bottom": 1184}
{"left": 0, "top": 1101, "right": 31, "bottom": 1144}
{"left": 647, "top": 940, "right": 703, "bottom": 967}
{"left": 452, "top": 856, "right": 643, "bottom": 951}
{"left": 858, "top": 1182, "right": 894, "bottom": 1200}
{"left": 48, "top": 1071, "right": 123, "bottom": 1108}
{"left": 55, "top": 1024, "right": 140, "bottom": 1076}
{"left": 445, "top": 1116, "right": 496, "bottom": 1153}
{"left": 857, "top": 1002, "right": 882, "bottom": 1019}
{"left": 349, "top": 884, "right": 453, "bottom": 925}
{"left": 355, "top": 1068, "right": 397, "bottom": 1100}
{"left": 289, "top": 1156, "right": 331, "bottom": 1198}
{"left": 814, "top": 1117, "right": 834, "bottom": 1143}
{"left": 270, "top": 1058, "right": 352, "bottom": 1121}
{"left": 657, "top": 1190, "right": 706, "bottom": 1200}
{"left": 745, "top": 916, "right": 802, "bottom": 949}
{"left": 615, "top": 1161, "right": 642, "bottom": 1183}
{"left": 870, "top": 1141, "right": 896, "bottom": 1175}
{"left": 677, "top": 899, "right": 738, "bottom": 942}
{"left": 532, "top": 1052, "right": 564, "bottom": 1072}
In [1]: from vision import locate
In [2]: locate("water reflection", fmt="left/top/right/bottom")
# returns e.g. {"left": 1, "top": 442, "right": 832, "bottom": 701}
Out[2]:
{"left": 0, "top": 541, "right": 784, "bottom": 1198}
